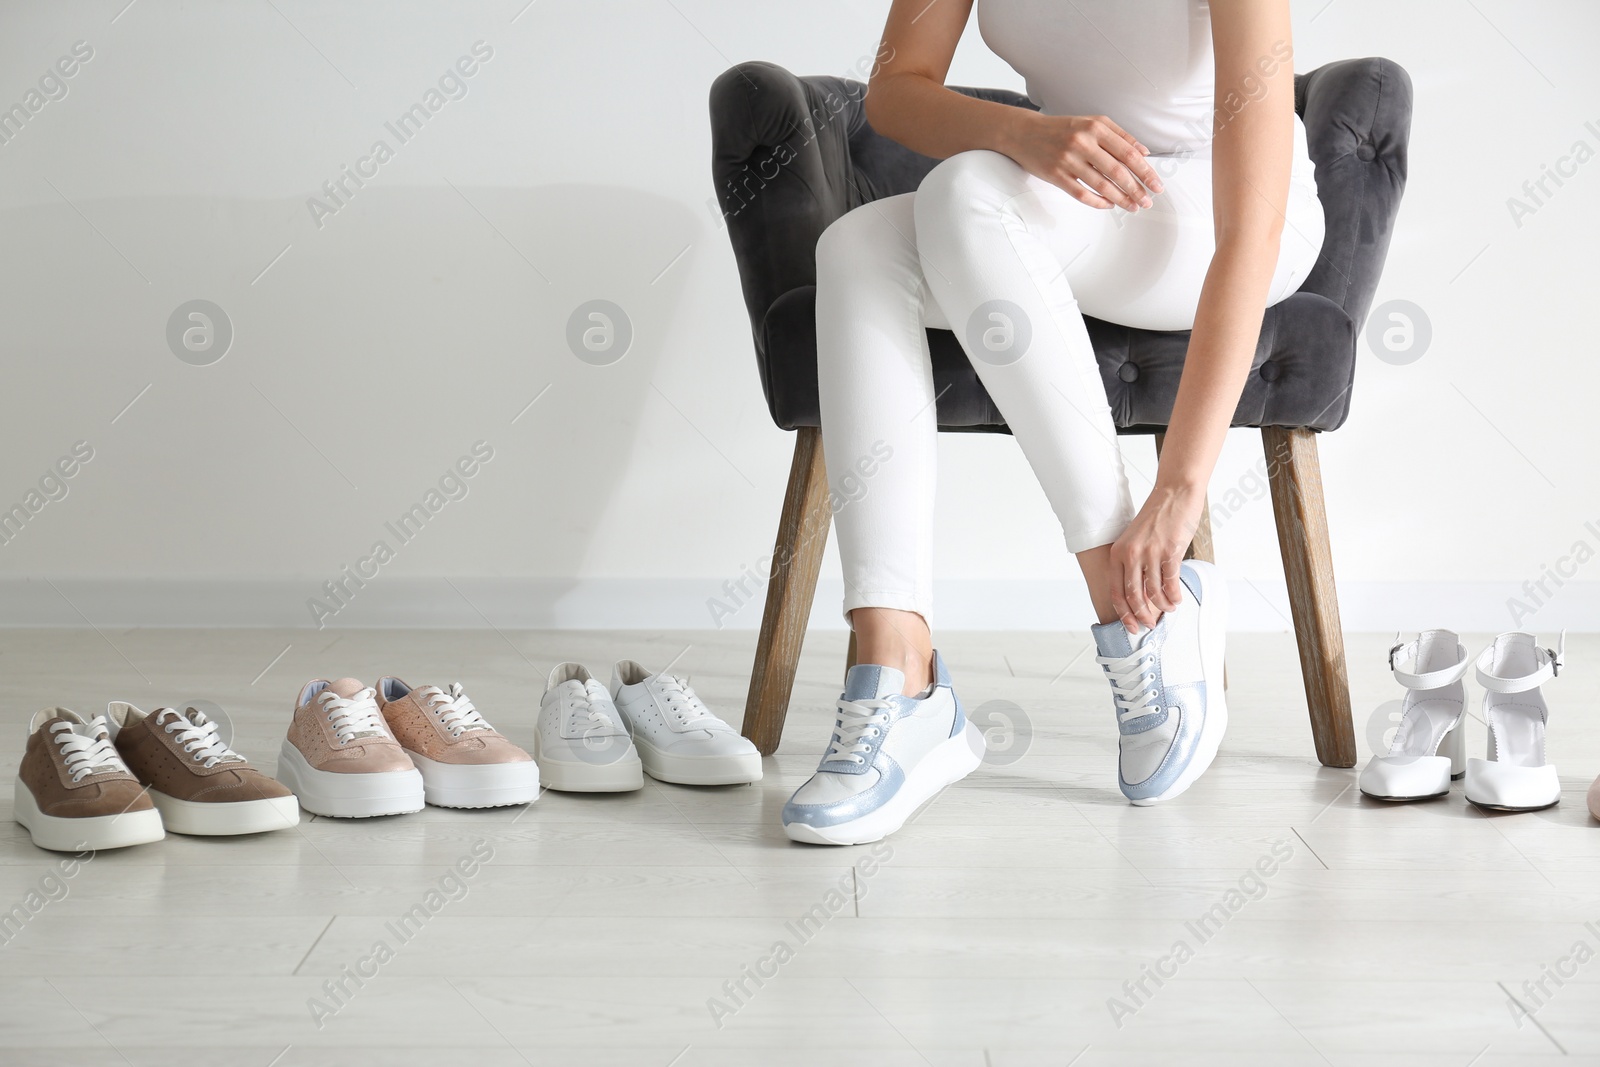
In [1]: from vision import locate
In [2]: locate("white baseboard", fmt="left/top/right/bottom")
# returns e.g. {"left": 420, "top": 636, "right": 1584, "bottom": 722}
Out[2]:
{"left": 0, "top": 577, "right": 1593, "bottom": 632}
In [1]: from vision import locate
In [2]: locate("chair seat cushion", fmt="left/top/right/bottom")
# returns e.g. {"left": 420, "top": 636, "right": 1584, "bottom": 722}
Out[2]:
{"left": 758, "top": 287, "right": 1355, "bottom": 434}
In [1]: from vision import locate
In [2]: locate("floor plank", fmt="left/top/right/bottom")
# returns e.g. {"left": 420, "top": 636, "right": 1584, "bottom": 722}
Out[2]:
{"left": 0, "top": 627, "right": 1596, "bottom": 1061}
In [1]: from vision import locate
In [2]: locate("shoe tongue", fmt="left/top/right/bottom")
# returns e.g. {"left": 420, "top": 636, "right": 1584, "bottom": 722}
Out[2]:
{"left": 844, "top": 664, "right": 905, "bottom": 702}
{"left": 1092, "top": 621, "right": 1151, "bottom": 659}
{"left": 42, "top": 707, "right": 91, "bottom": 730}
{"left": 66, "top": 716, "right": 107, "bottom": 739}
{"left": 328, "top": 677, "right": 368, "bottom": 699}
{"left": 322, "top": 678, "right": 384, "bottom": 741}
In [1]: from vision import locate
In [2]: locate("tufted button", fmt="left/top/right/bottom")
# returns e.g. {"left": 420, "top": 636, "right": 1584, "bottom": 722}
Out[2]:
{"left": 1117, "top": 362, "right": 1140, "bottom": 383}
{"left": 1258, "top": 361, "right": 1281, "bottom": 382}
{"left": 1356, "top": 141, "right": 1377, "bottom": 162}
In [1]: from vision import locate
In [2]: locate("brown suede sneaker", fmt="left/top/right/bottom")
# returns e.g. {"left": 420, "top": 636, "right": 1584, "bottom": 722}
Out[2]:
{"left": 275, "top": 678, "right": 425, "bottom": 818}
{"left": 13, "top": 708, "right": 164, "bottom": 852}
{"left": 107, "top": 703, "right": 299, "bottom": 836}
{"left": 376, "top": 678, "right": 538, "bottom": 809}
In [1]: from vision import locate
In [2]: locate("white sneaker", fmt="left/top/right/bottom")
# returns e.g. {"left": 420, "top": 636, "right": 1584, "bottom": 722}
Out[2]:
{"left": 610, "top": 661, "right": 762, "bottom": 785}
{"left": 1359, "top": 630, "right": 1469, "bottom": 801}
{"left": 1091, "top": 559, "right": 1229, "bottom": 805}
{"left": 535, "top": 663, "right": 643, "bottom": 792}
{"left": 781, "top": 652, "right": 984, "bottom": 846}
{"left": 1465, "top": 632, "right": 1565, "bottom": 812}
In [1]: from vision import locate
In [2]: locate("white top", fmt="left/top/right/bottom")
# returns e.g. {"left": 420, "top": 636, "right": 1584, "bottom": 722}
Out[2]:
{"left": 977, "top": 0, "right": 1310, "bottom": 171}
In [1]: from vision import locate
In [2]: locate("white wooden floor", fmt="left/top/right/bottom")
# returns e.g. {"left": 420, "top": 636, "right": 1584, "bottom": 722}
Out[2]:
{"left": 1, "top": 627, "right": 1596, "bottom": 1066}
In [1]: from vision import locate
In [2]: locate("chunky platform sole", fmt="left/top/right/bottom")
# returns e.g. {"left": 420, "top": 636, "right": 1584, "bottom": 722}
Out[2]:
{"left": 13, "top": 779, "right": 165, "bottom": 852}
{"left": 408, "top": 752, "right": 540, "bottom": 808}
{"left": 151, "top": 790, "right": 301, "bottom": 835}
{"left": 275, "top": 742, "right": 425, "bottom": 818}
{"left": 533, "top": 736, "right": 644, "bottom": 792}
{"left": 1129, "top": 560, "right": 1230, "bottom": 807}
{"left": 784, "top": 720, "right": 986, "bottom": 846}
{"left": 633, "top": 735, "right": 763, "bottom": 786}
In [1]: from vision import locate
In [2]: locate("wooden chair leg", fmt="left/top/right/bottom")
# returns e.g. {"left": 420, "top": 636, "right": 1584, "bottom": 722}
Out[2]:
{"left": 1263, "top": 427, "right": 1356, "bottom": 768}
{"left": 742, "top": 427, "right": 832, "bottom": 756}
{"left": 1154, "top": 433, "right": 1224, "bottom": 688}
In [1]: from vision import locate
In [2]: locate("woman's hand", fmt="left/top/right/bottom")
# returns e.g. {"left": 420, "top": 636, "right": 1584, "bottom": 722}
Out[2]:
{"left": 1108, "top": 483, "right": 1206, "bottom": 633}
{"left": 1002, "top": 113, "right": 1165, "bottom": 212}
{"left": 864, "top": 0, "right": 1165, "bottom": 214}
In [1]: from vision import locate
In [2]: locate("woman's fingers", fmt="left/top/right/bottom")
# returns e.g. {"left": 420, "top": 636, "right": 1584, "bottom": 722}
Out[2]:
{"left": 1056, "top": 175, "right": 1118, "bottom": 210}
{"left": 1123, "top": 548, "right": 1181, "bottom": 632}
{"left": 1157, "top": 558, "right": 1185, "bottom": 612}
{"left": 1112, "top": 545, "right": 1155, "bottom": 633}
{"left": 1087, "top": 146, "right": 1154, "bottom": 209}
{"left": 1109, "top": 554, "right": 1133, "bottom": 630}
{"left": 1093, "top": 116, "right": 1165, "bottom": 193}
{"left": 1146, "top": 552, "right": 1178, "bottom": 621}
{"left": 1122, "top": 559, "right": 1153, "bottom": 632}
{"left": 1061, "top": 148, "right": 1142, "bottom": 212}
{"left": 1113, "top": 550, "right": 1139, "bottom": 633}
{"left": 1094, "top": 113, "right": 1141, "bottom": 150}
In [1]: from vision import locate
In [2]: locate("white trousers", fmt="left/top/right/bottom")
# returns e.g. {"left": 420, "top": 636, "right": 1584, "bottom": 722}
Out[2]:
{"left": 815, "top": 146, "right": 1325, "bottom": 625}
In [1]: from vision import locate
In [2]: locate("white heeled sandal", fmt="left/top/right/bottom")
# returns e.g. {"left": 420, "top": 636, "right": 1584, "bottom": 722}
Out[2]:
{"left": 1464, "top": 631, "right": 1565, "bottom": 812}
{"left": 1358, "top": 629, "right": 1469, "bottom": 801}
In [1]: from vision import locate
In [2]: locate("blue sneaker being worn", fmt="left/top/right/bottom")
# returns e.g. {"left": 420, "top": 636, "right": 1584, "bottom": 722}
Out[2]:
{"left": 782, "top": 651, "right": 985, "bottom": 845}
{"left": 1092, "top": 559, "right": 1229, "bottom": 805}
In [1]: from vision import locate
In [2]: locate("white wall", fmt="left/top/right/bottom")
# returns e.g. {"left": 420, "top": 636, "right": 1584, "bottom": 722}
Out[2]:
{"left": 0, "top": 0, "right": 1595, "bottom": 632}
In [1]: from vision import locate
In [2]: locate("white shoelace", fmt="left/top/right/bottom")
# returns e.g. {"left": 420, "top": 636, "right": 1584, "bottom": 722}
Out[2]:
{"left": 654, "top": 674, "right": 717, "bottom": 728}
{"left": 564, "top": 680, "right": 622, "bottom": 734}
{"left": 50, "top": 718, "right": 125, "bottom": 782}
{"left": 421, "top": 683, "right": 493, "bottom": 738}
{"left": 316, "top": 687, "right": 389, "bottom": 744}
{"left": 825, "top": 697, "right": 894, "bottom": 765}
{"left": 154, "top": 708, "right": 245, "bottom": 768}
{"left": 1097, "top": 647, "right": 1163, "bottom": 724}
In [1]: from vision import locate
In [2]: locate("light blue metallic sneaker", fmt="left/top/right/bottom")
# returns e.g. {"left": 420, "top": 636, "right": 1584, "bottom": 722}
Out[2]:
{"left": 1092, "top": 559, "right": 1229, "bottom": 805}
{"left": 782, "top": 651, "right": 985, "bottom": 845}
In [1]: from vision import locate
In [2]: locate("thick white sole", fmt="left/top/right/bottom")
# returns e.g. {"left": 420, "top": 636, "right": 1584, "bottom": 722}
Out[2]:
{"left": 12, "top": 779, "right": 165, "bottom": 852}
{"left": 633, "top": 734, "right": 763, "bottom": 786}
{"left": 1131, "top": 561, "right": 1230, "bottom": 807}
{"left": 407, "top": 752, "right": 540, "bottom": 809}
{"left": 275, "top": 742, "right": 425, "bottom": 818}
{"left": 533, "top": 736, "right": 644, "bottom": 792}
{"left": 151, "top": 790, "right": 301, "bottom": 835}
{"left": 784, "top": 720, "right": 985, "bottom": 846}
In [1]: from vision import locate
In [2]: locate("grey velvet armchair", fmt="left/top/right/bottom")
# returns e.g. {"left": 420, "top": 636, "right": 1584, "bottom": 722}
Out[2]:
{"left": 709, "top": 58, "right": 1412, "bottom": 768}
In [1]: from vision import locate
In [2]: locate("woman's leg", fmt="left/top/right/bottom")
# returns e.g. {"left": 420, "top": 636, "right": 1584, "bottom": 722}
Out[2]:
{"left": 786, "top": 193, "right": 984, "bottom": 846}
{"left": 910, "top": 147, "right": 1325, "bottom": 805}
{"left": 814, "top": 193, "right": 941, "bottom": 696}
{"left": 911, "top": 149, "right": 1143, "bottom": 602}
{"left": 911, "top": 147, "right": 1323, "bottom": 611}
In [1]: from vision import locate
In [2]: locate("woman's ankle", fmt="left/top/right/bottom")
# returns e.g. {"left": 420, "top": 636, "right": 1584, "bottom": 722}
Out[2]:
{"left": 849, "top": 607, "right": 934, "bottom": 697}
{"left": 886, "top": 650, "right": 934, "bottom": 697}
{"left": 1074, "top": 543, "right": 1123, "bottom": 625}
